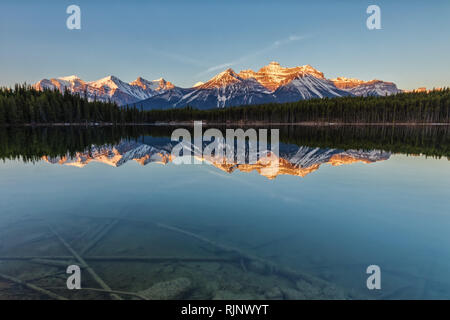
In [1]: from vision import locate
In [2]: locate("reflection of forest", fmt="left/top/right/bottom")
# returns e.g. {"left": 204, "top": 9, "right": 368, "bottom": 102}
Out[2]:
{"left": 0, "top": 125, "right": 448, "bottom": 162}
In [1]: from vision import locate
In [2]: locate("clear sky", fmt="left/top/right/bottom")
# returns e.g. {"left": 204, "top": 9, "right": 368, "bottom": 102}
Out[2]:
{"left": 0, "top": 0, "right": 449, "bottom": 90}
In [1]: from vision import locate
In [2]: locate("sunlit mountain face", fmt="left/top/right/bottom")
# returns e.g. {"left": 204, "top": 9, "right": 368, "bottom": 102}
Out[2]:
{"left": 34, "top": 75, "right": 175, "bottom": 106}
{"left": 41, "top": 138, "right": 391, "bottom": 179}
{"left": 33, "top": 62, "right": 401, "bottom": 108}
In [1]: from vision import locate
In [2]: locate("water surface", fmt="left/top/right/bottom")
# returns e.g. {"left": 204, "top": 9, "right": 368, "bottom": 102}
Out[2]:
{"left": 0, "top": 125, "right": 449, "bottom": 300}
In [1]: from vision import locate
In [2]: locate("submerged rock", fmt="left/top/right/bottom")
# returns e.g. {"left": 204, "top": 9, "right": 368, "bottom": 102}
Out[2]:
{"left": 319, "top": 270, "right": 334, "bottom": 282}
{"left": 199, "top": 262, "right": 222, "bottom": 272}
{"left": 265, "top": 287, "right": 283, "bottom": 300}
{"left": 321, "top": 285, "right": 348, "bottom": 300}
{"left": 295, "top": 279, "right": 321, "bottom": 299}
{"left": 295, "top": 279, "right": 347, "bottom": 299}
{"left": 138, "top": 277, "right": 192, "bottom": 300}
{"left": 280, "top": 288, "right": 306, "bottom": 300}
{"left": 213, "top": 290, "right": 257, "bottom": 300}
{"left": 247, "top": 260, "right": 267, "bottom": 274}
{"left": 162, "top": 264, "right": 175, "bottom": 274}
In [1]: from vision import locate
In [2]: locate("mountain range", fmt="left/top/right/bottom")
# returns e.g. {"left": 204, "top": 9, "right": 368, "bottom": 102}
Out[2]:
{"left": 34, "top": 75, "right": 175, "bottom": 106}
{"left": 34, "top": 62, "right": 401, "bottom": 110}
{"left": 42, "top": 138, "right": 391, "bottom": 180}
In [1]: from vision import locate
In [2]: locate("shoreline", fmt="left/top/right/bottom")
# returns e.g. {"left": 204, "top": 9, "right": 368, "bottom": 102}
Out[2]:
{"left": 1, "top": 122, "right": 449, "bottom": 127}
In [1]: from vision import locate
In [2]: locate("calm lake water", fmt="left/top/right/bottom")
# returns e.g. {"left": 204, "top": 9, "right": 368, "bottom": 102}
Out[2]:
{"left": 0, "top": 125, "right": 449, "bottom": 300}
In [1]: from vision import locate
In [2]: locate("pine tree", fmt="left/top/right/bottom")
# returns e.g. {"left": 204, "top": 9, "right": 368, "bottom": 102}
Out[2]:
{"left": 0, "top": 98, "right": 5, "bottom": 125}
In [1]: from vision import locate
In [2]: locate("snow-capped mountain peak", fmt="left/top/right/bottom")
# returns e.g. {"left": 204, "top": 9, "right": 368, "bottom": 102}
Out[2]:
{"left": 34, "top": 74, "right": 177, "bottom": 106}
{"left": 331, "top": 77, "right": 401, "bottom": 96}
{"left": 193, "top": 81, "right": 205, "bottom": 87}
{"left": 130, "top": 77, "right": 175, "bottom": 92}
{"left": 259, "top": 61, "right": 284, "bottom": 73}
{"left": 88, "top": 75, "right": 124, "bottom": 89}
{"left": 296, "top": 64, "right": 325, "bottom": 79}
{"left": 331, "top": 77, "right": 365, "bottom": 89}
{"left": 130, "top": 76, "right": 151, "bottom": 89}
{"left": 199, "top": 68, "right": 242, "bottom": 89}
{"left": 34, "top": 62, "right": 402, "bottom": 109}
{"left": 238, "top": 61, "right": 325, "bottom": 91}
{"left": 273, "top": 73, "right": 350, "bottom": 101}
{"left": 58, "top": 75, "right": 82, "bottom": 82}
{"left": 175, "top": 68, "right": 271, "bottom": 108}
{"left": 34, "top": 76, "right": 86, "bottom": 93}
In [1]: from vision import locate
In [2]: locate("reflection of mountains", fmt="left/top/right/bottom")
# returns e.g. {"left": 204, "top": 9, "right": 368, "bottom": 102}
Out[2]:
{"left": 42, "top": 138, "right": 390, "bottom": 179}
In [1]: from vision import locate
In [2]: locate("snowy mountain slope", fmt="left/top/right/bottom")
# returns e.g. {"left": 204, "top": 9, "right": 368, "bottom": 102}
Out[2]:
{"left": 138, "top": 68, "right": 275, "bottom": 110}
{"left": 238, "top": 61, "right": 326, "bottom": 91}
{"left": 35, "top": 62, "right": 402, "bottom": 110}
{"left": 138, "top": 63, "right": 351, "bottom": 110}
{"left": 273, "top": 74, "right": 351, "bottom": 102}
{"left": 331, "top": 77, "right": 401, "bottom": 96}
{"left": 34, "top": 75, "right": 175, "bottom": 106}
{"left": 135, "top": 87, "right": 196, "bottom": 109}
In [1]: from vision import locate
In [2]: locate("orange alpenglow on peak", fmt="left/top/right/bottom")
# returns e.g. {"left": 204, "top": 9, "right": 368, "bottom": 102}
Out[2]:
{"left": 197, "top": 68, "right": 242, "bottom": 89}
{"left": 130, "top": 77, "right": 175, "bottom": 91}
{"left": 403, "top": 87, "right": 444, "bottom": 93}
{"left": 238, "top": 61, "right": 325, "bottom": 91}
{"left": 331, "top": 77, "right": 396, "bottom": 89}
{"left": 193, "top": 81, "right": 205, "bottom": 87}
{"left": 330, "top": 77, "right": 365, "bottom": 89}
{"left": 58, "top": 75, "right": 82, "bottom": 81}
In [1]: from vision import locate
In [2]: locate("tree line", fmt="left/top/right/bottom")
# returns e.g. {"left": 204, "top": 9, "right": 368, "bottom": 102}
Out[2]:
{"left": 1, "top": 125, "right": 448, "bottom": 162}
{"left": 143, "top": 89, "right": 450, "bottom": 124}
{"left": 0, "top": 85, "right": 449, "bottom": 124}
{"left": 0, "top": 85, "right": 142, "bottom": 125}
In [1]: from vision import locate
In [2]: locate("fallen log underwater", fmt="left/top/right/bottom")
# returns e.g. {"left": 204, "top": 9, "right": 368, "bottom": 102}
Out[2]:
{"left": 48, "top": 225, "right": 123, "bottom": 300}
{"left": 0, "top": 256, "right": 238, "bottom": 263}
{"left": 0, "top": 217, "right": 353, "bottom": 300}
{"left": 0, "top": 272, "right": 68, "bottom": 300}
{"left": 156, "top": 222, "right": 349, "bottom": 298}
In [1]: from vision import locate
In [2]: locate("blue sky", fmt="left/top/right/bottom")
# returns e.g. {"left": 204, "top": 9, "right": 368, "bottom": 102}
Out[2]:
{"left": 0, "top": 0, "right": 449, "bottom": 90}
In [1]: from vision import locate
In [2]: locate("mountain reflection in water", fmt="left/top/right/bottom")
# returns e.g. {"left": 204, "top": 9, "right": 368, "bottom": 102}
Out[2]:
{"left": 41, "top": 139, "right": 391, "bottom": 179}
{"left": 0, "top": 125, "right": 449, "bottom": 300}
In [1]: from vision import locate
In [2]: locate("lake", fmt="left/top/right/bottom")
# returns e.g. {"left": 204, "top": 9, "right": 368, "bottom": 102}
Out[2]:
{"left": 0, "top": 125, "right": 449, "bottom": 300}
